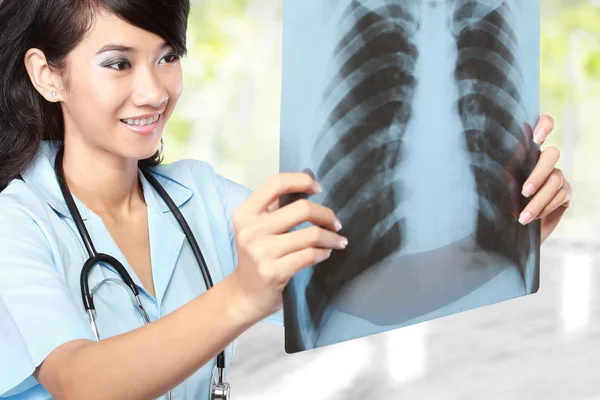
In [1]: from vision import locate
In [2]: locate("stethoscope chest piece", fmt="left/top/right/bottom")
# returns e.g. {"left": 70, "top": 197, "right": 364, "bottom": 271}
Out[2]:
{"left": 211, "top": 373, "right": 230, "bottom": 400}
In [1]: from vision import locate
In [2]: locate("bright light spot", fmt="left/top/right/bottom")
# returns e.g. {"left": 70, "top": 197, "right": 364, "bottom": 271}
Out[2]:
{"left": 561, "top": 251, "right": 592, "bottom": 335}
{"left": 236, "top": 339, "right": 373, "bottom": 400}
{"left": 386, "top": 322, "right": 428, "bottom": 384}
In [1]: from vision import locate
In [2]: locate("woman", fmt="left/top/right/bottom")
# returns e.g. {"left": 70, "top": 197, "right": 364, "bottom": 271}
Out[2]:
{"left": 0, "top": 0, "right": 571, "bottom": 399}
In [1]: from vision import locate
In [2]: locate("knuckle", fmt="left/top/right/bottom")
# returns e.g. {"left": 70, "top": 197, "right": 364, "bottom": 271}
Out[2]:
{"left": 559, "top": 185, "right": 571, "bottom": 200}
{"left": 311, "top": 248, "right": 330, "bottom": 264}
{"left": 236, "top": 229, "right": 251, "bottom": 247}
{"left": 308, "top": 248, "right": 321, "bottom": 261}
{"left": 555, "top": 168, "right": 564, "bottom": 179}
{"left": 550, "top": 169, "right": 564, "bottom": 187}
{"left": 296, "top": 198, "right": 312, "bottom": 217}
{"left": 269, "top": 174, "right": 285, "bottom": 192}
{"left": 257, "top": 263, "right": 277, "bottom": 284}
{"left": 557, "top": 189, "right": 568, "bottom": 203}
{"left": 249, "top": 243, "right": 267, "bottom": 260}
{"left": 547, "top": 146, "right": 561, "bottom": 160}
{"left": 308, "top": 225, "right": 323, "bottom": 244}
{"left": 555, "top": 168, "right": 565, "bottom": 184}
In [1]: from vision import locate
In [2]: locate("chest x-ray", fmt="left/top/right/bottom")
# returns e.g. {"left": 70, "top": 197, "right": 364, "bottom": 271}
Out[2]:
{"left": 280, "top": 0, "right": 541, "bottom": 354}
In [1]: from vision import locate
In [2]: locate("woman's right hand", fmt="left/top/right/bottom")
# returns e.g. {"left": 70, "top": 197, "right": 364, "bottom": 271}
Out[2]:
{"left": 227, "top": 172, "right": 348, "bottom": 323}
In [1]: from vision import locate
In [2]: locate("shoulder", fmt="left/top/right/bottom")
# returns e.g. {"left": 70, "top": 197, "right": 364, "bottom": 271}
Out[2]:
{"left": 0, "top": 177, "right": 54, "bottom": 233}
{"left": 0, "top": 181, "right": 95, "bottom": 399}
{"left": 0, "top": 179, "right": 59, "bottom": 274}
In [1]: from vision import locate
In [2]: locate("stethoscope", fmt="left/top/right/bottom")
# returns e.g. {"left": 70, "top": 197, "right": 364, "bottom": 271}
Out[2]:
{"left": 53, "top": 146, "right": 230, "bottom": 400}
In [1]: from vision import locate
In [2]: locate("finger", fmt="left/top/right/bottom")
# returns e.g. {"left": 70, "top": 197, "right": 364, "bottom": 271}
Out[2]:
{"left": 519, "top": 169, "right": 564, "bottom": 225}
{"left": 533, "top": 114, "right": 555, "bottom": 145}
{"left": 536, "top": 187, "right": 569, "bottom": 220}
{"left": 246, "top": 199, "right": 342, "bottom": 238}
{"left": 276, "top": 169, "right": 317, "bottom": 212}
{"left": 239, "top": 172, "right": 321, "bottom": 216}
{"left": 256, "top": 225, "right": 347, "bottom": 261}
{"left": 274, "top": 247, "right": 333, "bottom": 279}
{"left": 522, "top": 122, "right": 534, "bottom": 145}
{"left": 537, "top": 179, "right": 572, "bottom": 219}
{"left": 266, "top": 201, "right": 280, "bottom": 214}
{"left": 263, "top": 197, "right": 283, "bottom": 214}
{"left": 521, "top": 147, "right": 561, "bottom": 198}
{"left": 541, "top": 203, "right": 569, "bottom": 243}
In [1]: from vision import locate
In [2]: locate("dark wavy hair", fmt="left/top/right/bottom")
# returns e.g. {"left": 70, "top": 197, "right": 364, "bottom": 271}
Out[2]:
{"left": 0, "top": 0, "right": 191, "bottom": 191}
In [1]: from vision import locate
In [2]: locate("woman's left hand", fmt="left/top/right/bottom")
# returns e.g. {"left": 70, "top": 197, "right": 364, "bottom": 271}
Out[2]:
{"left": 518, "top": 114, "right": 572, "bottom": 244}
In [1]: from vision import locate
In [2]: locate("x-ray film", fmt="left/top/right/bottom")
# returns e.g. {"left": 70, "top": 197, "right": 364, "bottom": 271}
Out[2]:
{"left": 280, "top": 0, "right": 541, "bottom": 354}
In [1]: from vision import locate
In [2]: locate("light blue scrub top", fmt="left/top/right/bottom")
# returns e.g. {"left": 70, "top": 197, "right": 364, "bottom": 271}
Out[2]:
{"left": 0, "top": 141, "right": 283, "bottom": 399}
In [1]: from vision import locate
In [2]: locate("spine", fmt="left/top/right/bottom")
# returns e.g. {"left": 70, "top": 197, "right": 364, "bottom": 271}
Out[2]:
{"left": 305, "top": 0, "right": 421, "bottom": 332}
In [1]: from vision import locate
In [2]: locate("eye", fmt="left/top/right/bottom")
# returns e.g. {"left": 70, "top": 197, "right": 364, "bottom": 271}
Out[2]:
{"left": 106, "top": 59, "right": 131, "bottom": 71}
{"left": 160, "top": 53, "right": 181, "bottom": 64}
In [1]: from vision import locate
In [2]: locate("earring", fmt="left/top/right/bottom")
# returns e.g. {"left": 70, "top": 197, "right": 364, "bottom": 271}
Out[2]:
{"left": 50, "top": 91, "right": 56, "bottom": 97}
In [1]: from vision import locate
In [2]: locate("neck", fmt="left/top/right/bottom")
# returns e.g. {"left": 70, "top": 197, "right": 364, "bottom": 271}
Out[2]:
{"left": 60, "top": 139, "right": 145, "bottom": 219}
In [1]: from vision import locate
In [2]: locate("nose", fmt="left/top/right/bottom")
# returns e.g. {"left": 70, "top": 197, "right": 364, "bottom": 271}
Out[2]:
{"left": 131, "top": 66, "right": 169, "bottom": 109}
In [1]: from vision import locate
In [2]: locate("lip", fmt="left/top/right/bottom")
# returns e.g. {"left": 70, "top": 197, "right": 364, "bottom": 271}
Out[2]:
{"left": 121, "top": 111, "right": 164, "bottom": 120}
{"left": 120, "top": 113, "right": 162, "bottom": 136}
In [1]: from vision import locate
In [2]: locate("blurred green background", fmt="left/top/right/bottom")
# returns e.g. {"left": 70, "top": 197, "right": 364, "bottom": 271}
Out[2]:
{"left": 163, "top": 0, "right": 600, "bottom": 245}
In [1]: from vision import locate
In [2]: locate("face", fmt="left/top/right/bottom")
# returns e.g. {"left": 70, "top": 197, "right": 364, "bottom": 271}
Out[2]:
{"left": 57, "top": 10, "right": 183, "bottom": 161}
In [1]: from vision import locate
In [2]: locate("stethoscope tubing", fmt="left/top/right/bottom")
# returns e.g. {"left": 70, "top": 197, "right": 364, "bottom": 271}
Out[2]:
{"left": 53, "top": 146, "right": 228, "bottom": 399}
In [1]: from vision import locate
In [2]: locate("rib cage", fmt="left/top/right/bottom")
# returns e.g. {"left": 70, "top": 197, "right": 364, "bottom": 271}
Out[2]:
{"left": 451, "top": 0, "right": 539, "bottom": 281}
{"left": 303, "top": 0, "right": 421, "bottom": 332}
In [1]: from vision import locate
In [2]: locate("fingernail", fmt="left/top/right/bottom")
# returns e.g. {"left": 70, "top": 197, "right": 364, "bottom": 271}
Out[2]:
{"left": 302, "top": 168, "right": 315, "bottom": 179}
{"left": 318, "top": 250, "right": 332, "bottom": 262}
{"left": 334, "top": 219, "right": 342, "bottom": 232}
{"left": 522, "top": 183, "right": 535, "bottom": 198}
{"left": 519, "top": 211, "right": 533, "bottom": 225}
{"left": 339, "top": 237, "right": 348, "bottom": 249}
{"left": 533, "top": 127, "right": 545, "bottom": 145}
{"left": 313, "top": 182, "right": 322, "bottom": 193}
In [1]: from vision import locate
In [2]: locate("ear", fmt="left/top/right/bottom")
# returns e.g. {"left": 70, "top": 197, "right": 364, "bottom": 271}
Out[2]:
{"left": 23, "top": 48, "right": 64, "bottom": 103}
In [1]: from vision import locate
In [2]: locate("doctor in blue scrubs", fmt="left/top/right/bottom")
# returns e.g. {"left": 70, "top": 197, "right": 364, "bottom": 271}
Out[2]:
{"left": 0, "top": 0, "right": 572, "bottom": 399}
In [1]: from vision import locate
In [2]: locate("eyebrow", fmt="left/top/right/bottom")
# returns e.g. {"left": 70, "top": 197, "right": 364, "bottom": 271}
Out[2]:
{"left": 96, "top": 42, "right": 172, "bottom": 55}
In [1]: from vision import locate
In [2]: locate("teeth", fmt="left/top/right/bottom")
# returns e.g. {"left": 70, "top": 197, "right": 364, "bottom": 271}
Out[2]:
{"left": 123, "top": 114, "right": 160, "bottom": 126}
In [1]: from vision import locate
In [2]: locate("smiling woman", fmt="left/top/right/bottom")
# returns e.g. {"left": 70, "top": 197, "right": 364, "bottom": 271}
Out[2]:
{"left": 0, "top": 0, "right": 349, "bottom": 399}
{"left": 0, "top": 0, "right": 189, "bottom": 189}
{"left": 0, "top": 0, "right": 574, "bottom": 398}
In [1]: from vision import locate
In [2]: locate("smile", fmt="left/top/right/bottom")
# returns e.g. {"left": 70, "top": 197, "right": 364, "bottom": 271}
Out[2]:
{"left": 121, "top": 114, "right": 161, "bottom": 126}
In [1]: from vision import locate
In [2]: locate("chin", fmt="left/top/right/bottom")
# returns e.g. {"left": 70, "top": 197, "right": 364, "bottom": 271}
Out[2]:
{"left": 135, "top": 142, "right": 162, "bottom": 162}
{"left": 118, "top": 137, "right": 162, "bottom": 163}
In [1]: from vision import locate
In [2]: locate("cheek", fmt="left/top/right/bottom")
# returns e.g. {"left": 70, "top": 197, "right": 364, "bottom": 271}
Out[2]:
{"left": 92, "top": 81, "right": 129, "bottom": 117}
{"left": 69, "top": 76, "right": 129, "bottom": 123}
{"left": 165, "top": 71, "right": 183, "bottom": 113}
